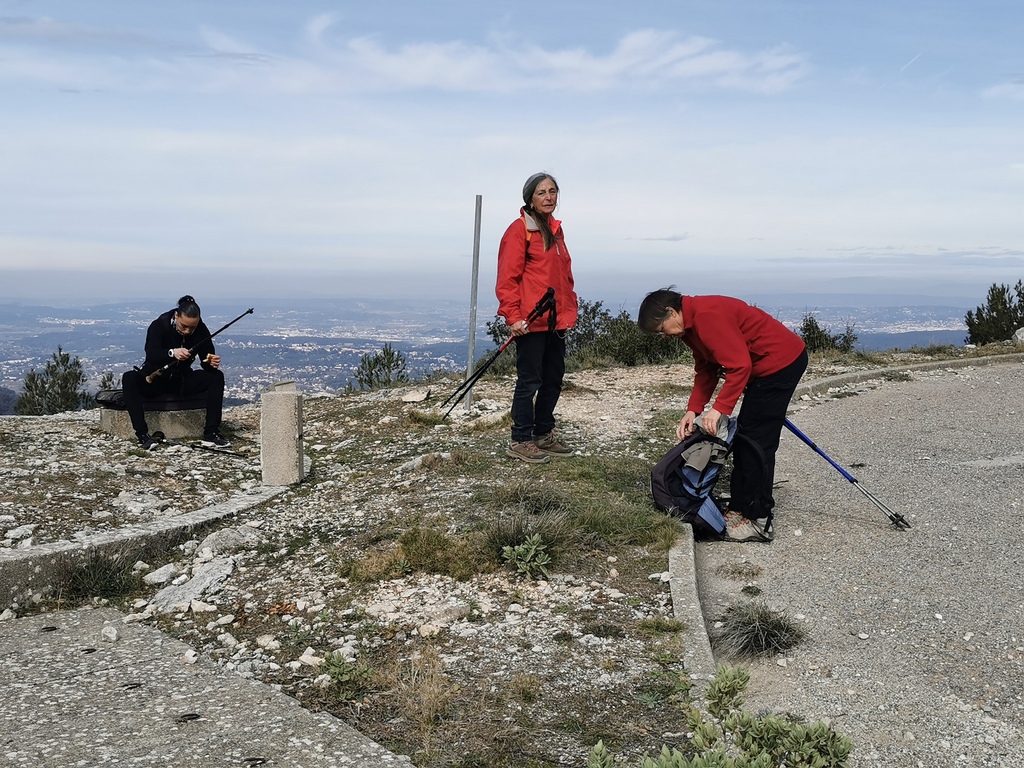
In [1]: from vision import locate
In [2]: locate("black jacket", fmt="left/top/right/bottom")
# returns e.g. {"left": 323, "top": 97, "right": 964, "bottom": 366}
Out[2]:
{"left": 139, "top": 309, "right": 216, "bottom": 379}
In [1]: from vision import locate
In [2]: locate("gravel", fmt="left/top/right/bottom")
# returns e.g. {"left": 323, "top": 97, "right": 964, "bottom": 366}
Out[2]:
{"left": 2, "top": 350, "right": 1022, "bottom": 766}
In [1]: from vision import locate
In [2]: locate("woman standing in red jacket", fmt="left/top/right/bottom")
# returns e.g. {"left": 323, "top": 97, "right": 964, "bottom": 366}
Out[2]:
{"left": 496, "top": 172, "right": 579, "bottom": 464}
{"left": 638, "top": 288, "right": 807, "bottom": 542}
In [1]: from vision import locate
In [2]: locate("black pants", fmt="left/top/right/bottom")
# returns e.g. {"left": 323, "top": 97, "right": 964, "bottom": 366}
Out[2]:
{"left": 731, "top": 349, "right": 808, "bottom": 519}
{"left": 121, "top": 368, "right": 225, "bottom": 438}
{"left": 510, "top": 331, "right": 565, "bottom": 443}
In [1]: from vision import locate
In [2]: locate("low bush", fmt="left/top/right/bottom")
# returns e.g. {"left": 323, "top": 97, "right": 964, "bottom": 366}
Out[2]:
{"left": 588, "top": 665, "right": 852, "bottom": 767}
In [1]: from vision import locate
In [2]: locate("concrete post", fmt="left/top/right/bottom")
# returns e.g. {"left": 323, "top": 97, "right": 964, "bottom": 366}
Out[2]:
{"left": 260, "top": 381, "right": 304, "bottom": 486}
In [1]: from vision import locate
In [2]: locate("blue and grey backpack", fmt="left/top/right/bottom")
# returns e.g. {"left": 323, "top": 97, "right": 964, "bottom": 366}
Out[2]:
{"left": 650, "top": 416, "right": 767, "bottom": 539}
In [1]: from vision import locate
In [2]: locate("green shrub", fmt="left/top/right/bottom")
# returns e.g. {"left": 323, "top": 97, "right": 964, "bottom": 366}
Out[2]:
{"left": 352, "top": 343, "right": 409, "bottom": 390}
{"left": 588, "top": 665, "right": 852, "bottom": 767}
{"left": 501, "top": 532, "right": 553, "bottom": 579}
{"left": 482, "top": 298, "right": 689, "bottom": 378}
{"left": 799, "top": 313, "right": 858, "bottom": 354}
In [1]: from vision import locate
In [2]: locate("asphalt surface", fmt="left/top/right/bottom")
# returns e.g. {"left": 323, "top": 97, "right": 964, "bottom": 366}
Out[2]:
{"left": 1, "top": 354, "right": 1022, "bottom": 767}
{"left": 692, "top": 357, "right": 1024, "bottom": 767}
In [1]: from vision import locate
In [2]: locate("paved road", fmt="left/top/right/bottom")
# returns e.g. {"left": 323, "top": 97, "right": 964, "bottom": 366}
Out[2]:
{"left": 0, "top": 607, "right": 412, "bottom": 767}
{"left": 694, "top": 359, "right": 1024, "bottom": 767}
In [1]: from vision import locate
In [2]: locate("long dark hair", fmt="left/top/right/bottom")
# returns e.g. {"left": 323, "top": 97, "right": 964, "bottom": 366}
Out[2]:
{"left": 522, "top": 172, "right": 559, "bottom": 250}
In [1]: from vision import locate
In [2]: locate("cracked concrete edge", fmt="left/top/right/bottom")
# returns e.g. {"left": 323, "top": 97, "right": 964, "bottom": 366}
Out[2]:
{"left": 1, "top": 485, "right": 288, "bottom": 607}
{"left": 668, "top": 533, "right": 717, "bottom": 689}
{"left": 665, "top": 351, "right": 1024, "bottom": 692}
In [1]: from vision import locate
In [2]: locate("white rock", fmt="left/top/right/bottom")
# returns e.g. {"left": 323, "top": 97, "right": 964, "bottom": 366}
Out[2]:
{"left": 217, "top": 632, "right": 238, "bottom": 648}
{"left": 101, "top": 625, "right": 119, "bottom": 643}
{"left": 143, "top": 563, "right": 181, "bottom": 585}
{"left": 6, "top": 525, "right": 37, "bottom": 541}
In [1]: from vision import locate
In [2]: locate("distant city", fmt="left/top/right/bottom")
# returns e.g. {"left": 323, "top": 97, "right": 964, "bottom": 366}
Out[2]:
{"left": 0, "top": 297, "right": 970, "bottom": 413}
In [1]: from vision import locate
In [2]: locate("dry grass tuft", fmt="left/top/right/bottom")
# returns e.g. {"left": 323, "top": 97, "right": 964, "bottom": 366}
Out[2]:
{"left": 714, "top": 600, "right": 805, "bottom": 659}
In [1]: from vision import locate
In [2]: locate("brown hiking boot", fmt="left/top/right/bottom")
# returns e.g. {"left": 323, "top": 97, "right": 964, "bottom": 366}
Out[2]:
{"left": 534, "top": 432, "right": 573, "bottom": 456}
{"left": 723, "top": 510, "right": 771, "bottom": 543}
{"left": 507, "top": 441, "right": 551, "bottom": 464}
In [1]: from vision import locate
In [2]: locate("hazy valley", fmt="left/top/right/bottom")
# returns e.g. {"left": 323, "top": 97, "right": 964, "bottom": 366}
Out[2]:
{"left": 0, "top": 297, "right": 969, "bottom": 413}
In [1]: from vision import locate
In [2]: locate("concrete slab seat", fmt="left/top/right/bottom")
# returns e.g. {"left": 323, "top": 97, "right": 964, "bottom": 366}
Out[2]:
{"left": 96, "top": 389, "right": 207, "bottom": 440}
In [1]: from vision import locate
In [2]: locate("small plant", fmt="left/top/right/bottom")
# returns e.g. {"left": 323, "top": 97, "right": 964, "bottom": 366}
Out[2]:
{"left": 59, "top": 550, "right": 142, "bottom": 600}
{"left": 320, "top": 654, "right": 373, "bottom": 701}
{"left": 588, "top": 665, "right": 852, "bottom": 767}
{"left": 637, "top": 616, "right": 685, "bottom": 636}
{"left": 501, "top": 532, "right": 552, "bottom": 579}
{"left": 714, "top": 600, "right": 805, "bottom": 659}
{"left": 510, "top": 673, "right": 541, "bottom": 703}
{"left": 393, "top": 647, "right": 458, "bottom": 742}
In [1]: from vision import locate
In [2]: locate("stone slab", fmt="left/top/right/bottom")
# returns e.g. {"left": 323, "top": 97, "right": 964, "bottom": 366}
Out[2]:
{"left": 100, "top": 408, "right": 207, "bottom": 441}
{"left": 0, "top": 607, "right": 412, "bottom": 767}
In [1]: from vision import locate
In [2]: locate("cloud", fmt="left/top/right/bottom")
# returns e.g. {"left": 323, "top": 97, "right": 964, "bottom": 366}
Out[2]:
{"left": 982, "top": 79, "right": 1024, "bottom": 101}
{"left": 0, "top": 14, "right": 809, "bottom": 96}
{"left": 629, "top": 234, "right": 692, "bottom": 242}
{"left": 331, "top": 28, "right": 808, "bottom": 95}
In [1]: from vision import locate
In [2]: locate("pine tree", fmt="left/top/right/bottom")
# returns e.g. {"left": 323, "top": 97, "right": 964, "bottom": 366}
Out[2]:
{"left": 14, "top": 346, "right": 92, "bottom": 415}
{"left": 965, "top": 281, "right": 1024, "bottom": 345}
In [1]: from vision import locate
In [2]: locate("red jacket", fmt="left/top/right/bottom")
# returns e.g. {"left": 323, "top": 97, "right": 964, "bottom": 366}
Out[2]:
{"left": 496, "top": 209, "right": 578, "bottom": 331}
{"left": 681, "top": 295, "right": 805, "bottom": 416}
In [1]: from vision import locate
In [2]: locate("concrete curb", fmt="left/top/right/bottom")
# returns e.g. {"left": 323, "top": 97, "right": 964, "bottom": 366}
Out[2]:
{"left": 666, "top": 351, "right": 1024, "bottom": 686}
{"left": 1, "top": 485, "right": 287, "bottom": 607}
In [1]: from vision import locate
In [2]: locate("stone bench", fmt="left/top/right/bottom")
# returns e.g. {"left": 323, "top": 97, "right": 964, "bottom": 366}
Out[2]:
{"left": 97, "top": 391, "right": 207, "bottom": 440}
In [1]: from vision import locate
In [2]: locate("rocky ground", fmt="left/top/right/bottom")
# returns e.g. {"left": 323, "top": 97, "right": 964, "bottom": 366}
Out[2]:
{"left": 0, "top": 346, "right": 1002, "bottom": 767}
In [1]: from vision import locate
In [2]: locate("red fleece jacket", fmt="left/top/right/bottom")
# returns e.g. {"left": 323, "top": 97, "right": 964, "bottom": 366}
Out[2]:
{"left": 681, "top": 295, "right": 805, "bottom": 415}
{"left": 496, "top": 209, "right": 578, "bottom": 331}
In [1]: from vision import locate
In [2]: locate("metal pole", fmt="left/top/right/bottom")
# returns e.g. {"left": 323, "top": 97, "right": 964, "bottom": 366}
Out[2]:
{"left": 465, "top": 194, "right": 482, "bottom": 411}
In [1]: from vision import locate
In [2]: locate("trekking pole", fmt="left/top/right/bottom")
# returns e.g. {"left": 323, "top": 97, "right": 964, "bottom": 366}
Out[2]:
{"left": 784, "top": 419, "right": 910, "bottom": 530}
{"left": 440, "top": 288, "right": 555, "bottom": 419}
{"left": 146, "top": 307, "right": 254, "bottom": 384}
{"left": 150, "top": 431, "right": 247, "bottom": 458}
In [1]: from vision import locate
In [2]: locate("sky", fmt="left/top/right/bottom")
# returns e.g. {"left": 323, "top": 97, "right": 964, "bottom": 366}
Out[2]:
{"left": 1, "top": 0, "right": 1021, "bottom": 310}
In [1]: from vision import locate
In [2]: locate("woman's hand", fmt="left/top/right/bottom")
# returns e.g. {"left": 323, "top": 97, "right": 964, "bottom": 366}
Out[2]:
{"left": 677, "top": 411, "right": 697, "bottom": 442}
{"left": 701, "top": 408, "right": 722, "bottom": 436}
{"left": 509, "top": 319, "right": 530, "bottom": 337}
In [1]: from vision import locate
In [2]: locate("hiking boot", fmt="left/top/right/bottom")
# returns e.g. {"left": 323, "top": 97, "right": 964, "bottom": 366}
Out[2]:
{"left": 137, "top": 433, "right": 158, "bottom": 451}
{"left": 754, "top": 516, "right": 775, "bottom": 541}
{"left": 201, "top": 433, "right": 232, "bottom": 448}
{"left": 507, "top": 441, "right": 551, "bottom": 464}
{"left": 723, "top": 510, "right": 771, "bottom": 543}
{"left": 534, "top": 432, "right": 573, "bottom": 456}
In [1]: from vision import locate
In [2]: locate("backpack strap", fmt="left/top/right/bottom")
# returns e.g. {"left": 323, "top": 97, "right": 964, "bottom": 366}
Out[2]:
{"left": 521, "top": 215, "right": 532, "bottom": 260}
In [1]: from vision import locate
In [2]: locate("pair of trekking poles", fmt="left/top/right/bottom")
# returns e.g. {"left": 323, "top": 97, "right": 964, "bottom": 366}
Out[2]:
{"left": 440, "top": 288, "right": 555, "bottom": 419}
{"left": 438, "top": 289, "right": 908, "bottom": 530}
